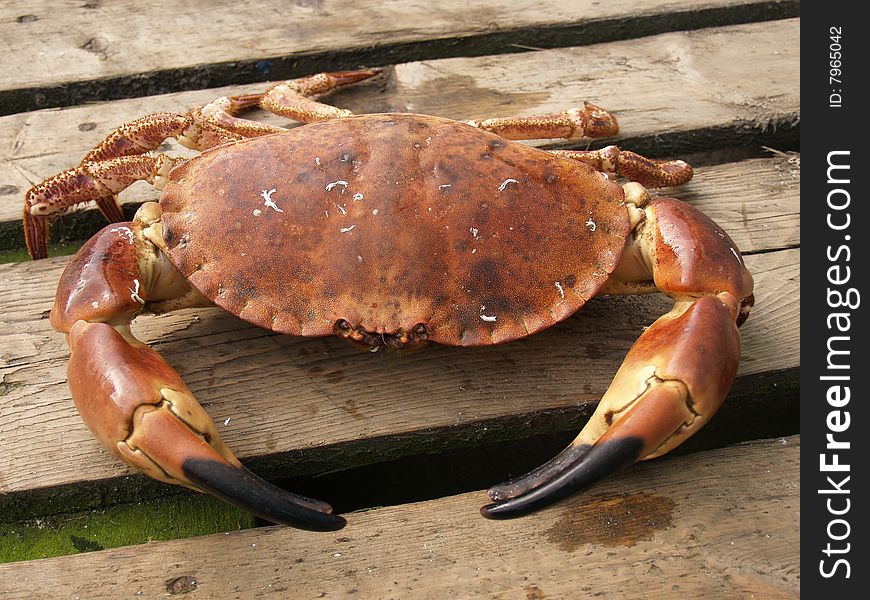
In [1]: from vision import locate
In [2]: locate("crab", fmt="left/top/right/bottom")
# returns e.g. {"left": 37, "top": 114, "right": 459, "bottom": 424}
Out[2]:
{"left": 23, "top": 69, "right": 754, "bottom": 531}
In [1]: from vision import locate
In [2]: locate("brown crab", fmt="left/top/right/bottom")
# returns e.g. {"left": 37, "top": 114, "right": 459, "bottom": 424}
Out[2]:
{"left": 24, "top": 70, "right": 753, "bottom": 530}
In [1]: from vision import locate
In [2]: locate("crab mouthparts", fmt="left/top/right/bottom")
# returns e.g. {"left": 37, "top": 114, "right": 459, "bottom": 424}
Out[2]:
{"left": 333, "top": 320, "right": 429, "bottom": 352}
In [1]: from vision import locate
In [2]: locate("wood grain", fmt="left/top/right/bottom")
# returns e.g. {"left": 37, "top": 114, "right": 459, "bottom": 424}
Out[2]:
{"left": 0, "top": 0, "right": 799, "bottom": 113}
{"left": 0, "top": 435, "right": 800, "bottom": 599}
{"left": 0, "top": 19, "right": 800, "bottom": 247}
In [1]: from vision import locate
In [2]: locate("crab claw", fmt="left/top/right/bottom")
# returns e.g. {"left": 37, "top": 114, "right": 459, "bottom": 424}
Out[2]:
{"left": 67, "top": 320, "right": 346, "bottom": 531}
{"left": 481, "top": 293, "right": 741, "bottom": 518}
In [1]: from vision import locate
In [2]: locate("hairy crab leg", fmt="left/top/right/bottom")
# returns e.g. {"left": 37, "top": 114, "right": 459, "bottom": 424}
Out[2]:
{"left": 552, "top": 147, "right": 694, "bottom": 188}
{"left": 481, "top": 184, "right": 754, "bottom": 518}
{"left": 23, "top": 118, "right": 230, "bottom": 260}
{"left": 24, "top": 154, "right": 180, "bottom": 259}
{"left": 260, "top": 69, "right": 382, "bottom": 122}
{"left": 464, "top": 102, "right": 619, "bottom": 140}
{"left": 51, "top": 204, "right": 346, "bottom": 530}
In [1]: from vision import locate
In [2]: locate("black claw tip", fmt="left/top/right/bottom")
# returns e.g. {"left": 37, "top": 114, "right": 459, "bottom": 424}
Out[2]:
{"left": 480, "top": 436, "right": 644, "bottom": 520}
{"left": 183, "top": 459, "right": 346, "bottom": 531}
{"left": 487, "top": 443, "right": 593, "bottom": 502}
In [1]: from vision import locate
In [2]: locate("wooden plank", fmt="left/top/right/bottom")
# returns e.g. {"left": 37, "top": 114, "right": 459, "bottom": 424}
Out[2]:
{"left": 0, "top": 435, "right": 801, "bottom": 599}
{"left": 0, "top": 19, "right": 801, "bottom": 249}
{"left": 0, "top": 242, "right": 799, "bottom": 517}
{"left": 0, "top": 0, "right": 800, "bottom": 114}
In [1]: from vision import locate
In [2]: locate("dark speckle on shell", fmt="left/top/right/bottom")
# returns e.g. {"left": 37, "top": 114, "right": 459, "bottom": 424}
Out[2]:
{"left": 159, "top": 114, "right": 630, "bottom": 346}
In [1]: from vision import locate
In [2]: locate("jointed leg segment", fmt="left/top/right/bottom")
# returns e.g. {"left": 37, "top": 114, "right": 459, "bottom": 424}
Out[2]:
{"left": 553, "top": 146, "right": 694, "bottom": 188}
{"left": 260, "top": 70, "right": 382, "bottom": 122}
{"left": 464, "top": 102, "right": 619, "bottom": 140}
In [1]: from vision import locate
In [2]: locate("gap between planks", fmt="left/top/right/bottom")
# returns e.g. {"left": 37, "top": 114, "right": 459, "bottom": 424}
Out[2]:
{"left": 0, "top": 0, "right": 800, "bottom": 114}
{"left": 0, "top": 435, "right": 801, "bottom": 600}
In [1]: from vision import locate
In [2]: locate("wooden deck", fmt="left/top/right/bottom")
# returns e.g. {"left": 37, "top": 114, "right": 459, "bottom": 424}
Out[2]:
{"left": 0, "top": 1, "right": 799, "bottom": 598}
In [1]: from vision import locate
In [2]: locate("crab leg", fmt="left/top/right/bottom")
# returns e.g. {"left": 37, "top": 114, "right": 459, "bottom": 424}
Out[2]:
{"left": 260, "top": 69, "right": 383, "bottom": 122}
{"left": 481, "top": 184, "right": 754, "bottom": 518}
{"left": 24, "top": 154, "right": 181, "bottom": 259}
{"left": 50, "top": 204, "right": 346, "bottom": 530}
{"left": 464, "top": 102, "right": 618, "bottom": 140}
{"left": 552, "top": 146, "right": 694, "bottom": 188}
{"left": 24, "top": 119, "right": 231, "bottom": 260}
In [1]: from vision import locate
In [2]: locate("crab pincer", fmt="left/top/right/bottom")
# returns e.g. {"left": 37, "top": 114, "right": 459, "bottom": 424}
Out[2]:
{"left": 481, "top": 293, "right": 743, "bottom": 517}
{"left": 51, "top": 220, "right": 345, "bottom": 530}
{"left": 481, "top": 190, "right": 753, "bottom": 518}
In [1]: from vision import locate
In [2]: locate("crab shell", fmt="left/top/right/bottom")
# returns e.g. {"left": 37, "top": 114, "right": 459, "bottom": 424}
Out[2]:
{"left": 159, "top": 113, "right": 631, "bottom": 348}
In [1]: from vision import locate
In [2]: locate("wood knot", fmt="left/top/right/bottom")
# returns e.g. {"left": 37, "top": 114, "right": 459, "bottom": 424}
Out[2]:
{"left": 165, "top": 575, "right": 198, "bottom": 595}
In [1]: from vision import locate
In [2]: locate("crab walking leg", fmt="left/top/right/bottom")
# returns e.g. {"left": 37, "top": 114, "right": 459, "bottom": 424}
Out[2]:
{"left": 481, "top": 185, "right": 754, "bottom": 518}
{"left": 23, "top": 111, "right": 250, "bottom": 260}
{"left": 50, "top": 205, "right": 346, "bottom": 530}
{"left": 260, "top": 69, "right": 383, "bottom": 123}
{"left": 552, "top": 147, "right": 694, "bottom": 188}
{"left": 24, "top": 154, "right": 181, "bottom": 259}
{"left": 193, "top": 93, "right": 285, "bottom": 139}
{"left": 463, "top": 102, "right": 619, "bottom": 140}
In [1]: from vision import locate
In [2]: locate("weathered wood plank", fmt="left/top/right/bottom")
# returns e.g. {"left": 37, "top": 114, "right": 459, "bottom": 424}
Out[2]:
{"left": 0, "top": 0, "right": 800, "bottom": 114}
{"left": 0, "top": 241, "right": 799, "bottom": 517}
{"left": 0, "top": 19, "right": 801, "bottom": 249}
{"left": 0, "top": 436, "right": 801, "bottom": 599}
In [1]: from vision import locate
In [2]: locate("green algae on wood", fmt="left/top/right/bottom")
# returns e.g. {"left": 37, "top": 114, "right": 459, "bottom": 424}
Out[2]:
{"left": 0, "top": 495, "right": 256, "bottom": 563}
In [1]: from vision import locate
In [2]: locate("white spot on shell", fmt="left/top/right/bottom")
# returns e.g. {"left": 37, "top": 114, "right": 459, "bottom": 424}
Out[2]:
{"left": 315, "top": 157, "right": 321, "bottom": 165}
{"left": 91, "top": 301, "right": 100, "bottom": 309}
{"left": 438, "top": 184, "right": 452, "bottom": 191}
{"left": 252, "top": 209, "right": 262, "bottom": 217}
{"left": 470, "top": 227, "right": 479, "bottom": 238}
{"left": 372, "top": 209, "right": 379, "bottom": 216}
{"left": 128, "top": 279, "right": 145, "bottom": 305}
{"left": 480, "top": 314, "right": 497, "bottom": 323}
{"left": 357, "top": 255, "right": 363, "bottom": 262}
{"left": 353, "top": 193, "right": 364, "bottom": 202}
{"left": 498, "top": 178, "right": 519, "bottom": 191}
{"left": 109, "top": 226, "right": 134, "bottom": 244}
{"left": 555, "top": 282, "right": 565, "bottom": 298}
{"left": 261, "top": 188, "right": 283, "bottom": 212}
{"left": 326, "top": 180, "right": 349, "bottom": 193}
{"left": 340, "top": 225, "right": 356, "bottom": 233}
{"left": 336, "top": 204, "right": 347, "bottom": 215}
{"left": 585, "top": 219, "right": 597, "bottom": 231}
